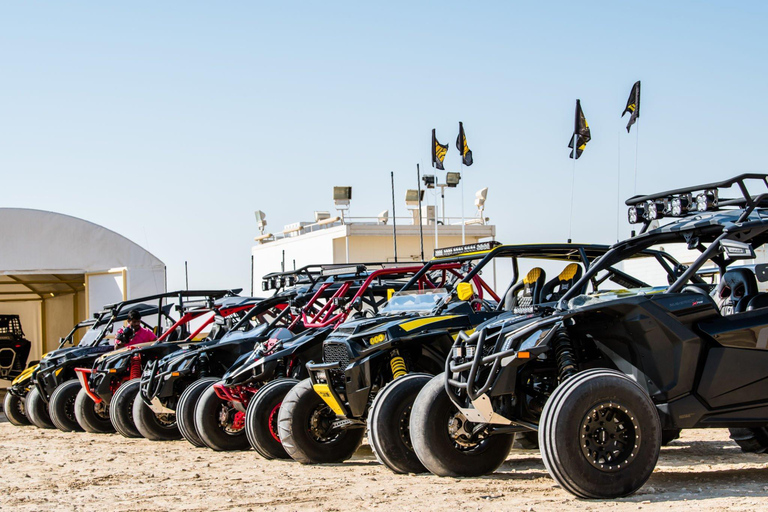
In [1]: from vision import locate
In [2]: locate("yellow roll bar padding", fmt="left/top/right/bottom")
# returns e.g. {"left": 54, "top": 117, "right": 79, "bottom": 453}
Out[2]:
{"left": 456, "top": 282, "right": 475, "bottom": 301}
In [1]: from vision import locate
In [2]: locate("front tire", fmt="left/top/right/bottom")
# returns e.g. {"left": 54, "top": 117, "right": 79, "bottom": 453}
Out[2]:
{"left": 110, "top": 379, "right": 142, "bottom": 438}
{"left": 49, "top": 379, "right": 85, "bottom": 432}
{"left": 3, "top": 391, "right": 30, "bottom": 426}
{"left": 25, "top": 387, "right": 55, "bottom": 429}
{"left": 133, "top": 394, "right": 181, "bottom": 441}
{"left": 539, "top": 369, "right": 661, "bottom": 499}
{"left": 410, "top": 373, "right": 514, "bottom": 477}
{"left": 177, "top": 378, "right": 219, "bottom": 447}
{"left": 195, "top": 384, "right": 250, "bottom": 451}
{"left": 278, "top": 378, "right": 365, "bottom": 464}
{"left": 246, "top": 378, "right": 299, "bottom": 459}
{"left": 74, "top": 388, "right": 114, "bottom": 433}
{"left": 368, "top": 373, "right": 432, "bottom": 474}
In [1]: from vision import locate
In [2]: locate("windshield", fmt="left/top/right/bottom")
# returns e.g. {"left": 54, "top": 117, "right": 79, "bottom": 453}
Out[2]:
{"left": 379, "top": 288, "right": 449, "bottom": 314}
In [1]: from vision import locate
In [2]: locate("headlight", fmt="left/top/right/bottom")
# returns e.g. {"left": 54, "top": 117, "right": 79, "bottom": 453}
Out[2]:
{"left": 368, "top": 333, "right": 386, "bottom": 345}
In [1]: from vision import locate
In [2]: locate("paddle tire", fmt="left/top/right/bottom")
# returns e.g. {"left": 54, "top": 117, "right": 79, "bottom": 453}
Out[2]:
{"left": 49, "top": 379, "right": 85, "bottom": 432}
{"left": 133, "top": 393, "right": 181, "bottom": 441}
{"left": 539, "top": 369, "right": 661, "bottom": 499}
{"left": 277, "top": 378, "right": 365, "bottom": 464}
{"left": 3, "top": 391, "right": 30, "bottom": 426}
{"left": 195, "top": 384, "right": 250, "bottom": 451}
{"left": 25, "top": 386, "right": 55, "bottom": 429}
{"left": 110, "top": 379, "right": 142, "bottom": 438}
{"left": 74, "top": 388, "right": 114, "bottom": 433}
{"left": 729, "top": 427, "right": 768, "bottom": 454}
{"left": 177, "top": 377, "right": 219, "bottom": 447}
{"left": 246, "top": 378, "right": 299, "bottom": 459}
{"left": 410, "top": 373, "right": 514, "bottom": 477}
{"left": 367, "top": 373, "right": 432, "bottom": 474}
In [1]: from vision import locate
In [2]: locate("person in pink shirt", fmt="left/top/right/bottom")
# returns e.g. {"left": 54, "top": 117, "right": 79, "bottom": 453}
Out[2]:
{"left": 115, "top": 309, "right": 157, "bottom": 349}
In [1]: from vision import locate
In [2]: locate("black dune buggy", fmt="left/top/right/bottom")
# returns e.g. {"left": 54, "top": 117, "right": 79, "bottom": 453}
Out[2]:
{"left": 0, "top": 315, "right": 31, "bottom": 380}
{"left": 30, "top": 293, "right": 182, "bottom": 431}
{"left": 278, "top": 242, "right": 618, "bottom": 471}
{"left": 195, "top": 264, "right": 420, "bottom": 453}
{"left": 138, "top": 266, "right": 337, "bottom": 448}
{"left": 71, "top": 290, "right": 249, "bottom": 438}
{"left": 3, "top": 318, "right": 95, "bottom": 427}
{"left": 411, "top": 173, "right": 768, "bottom": 499}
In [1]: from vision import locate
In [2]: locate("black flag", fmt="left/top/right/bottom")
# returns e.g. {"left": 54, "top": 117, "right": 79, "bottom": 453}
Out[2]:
{"left": 432, "top": 129, "right": 448, "bottom": 170}
{"left": 455, "top": 122, "right": 473, "bottom": 166}
{"left": 568, "top": 99, "right": 591, "bottom": 159}
{"left": 622, "top": 81, "right": 641, "bottom": 133}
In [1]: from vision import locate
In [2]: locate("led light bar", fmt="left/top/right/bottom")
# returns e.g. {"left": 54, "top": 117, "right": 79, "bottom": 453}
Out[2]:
{"left": 434, "top": 241, "right": 501, "bottom": 258}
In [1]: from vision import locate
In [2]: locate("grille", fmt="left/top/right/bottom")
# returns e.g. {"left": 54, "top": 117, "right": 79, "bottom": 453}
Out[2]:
{"left": 323, "top": 342, "right": 350, "bottom": 368}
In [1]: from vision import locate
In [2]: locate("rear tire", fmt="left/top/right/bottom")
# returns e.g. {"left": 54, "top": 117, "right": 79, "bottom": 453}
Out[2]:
{"left": 110, "top": 379, "right": 142, "bottom": 438}
{"left": 410, "top": 373, "right": 514, "bottom": 477}
{"left": 74, "top": 388, "right": 114, "bottom": 433}
{"left": 729, "top": 427, "right": 768, "bottom": 453}
{"left": 368, "top": 373, "right": 432, "bottom": 474}
{"left": 246, "top": 378, "right": 299, "bottom": 459}
{"left": 177, "top": 378, "right": 219, "bottom": 447}
{"left": 49, "top": 379, "right": 85, "bottom": 432}
{"left": 539, "top": 369, "right": 661, "bottom": 499}
{"left": 133, "top": 394, "right": 181, "bottom": 441}
{"left": 25, "top": 387, "right": 55, "bottom": 429}
{"left": 195, "top": 384, "right": 250, "bottom": 451}
{"left": 3, "top": 391, "right": 30, "bottom": 426}
{"left": 278, "top": 378, "right": 365, "bottom": 464}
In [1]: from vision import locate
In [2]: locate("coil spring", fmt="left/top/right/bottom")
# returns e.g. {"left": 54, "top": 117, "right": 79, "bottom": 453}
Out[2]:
{"left": 553, "top": 328, "right": 577, "bottom": 382}
{"left": 390, "top": 354, "right": 407, "bottom": 379}
{"left": 130, "top": 355, "right": 142, "bottom": 380}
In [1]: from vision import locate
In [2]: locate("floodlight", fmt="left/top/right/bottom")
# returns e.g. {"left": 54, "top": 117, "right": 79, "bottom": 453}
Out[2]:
{"left": 446, "top": 172, "right": 461, "bottom": 187}
{"left": 422, "top": 175, "right": 436, "bottom": 189}
{"left": 474, "top": 187, "right": 488, "bottom": 207}
{"left": 333, "top": 186, "right": 352, "bottom": 205}
{"left": 314, "top": 211, "right": 331, "bottom": 222}
{"left": 254, "top": 210, "right": 267, "bottom": 234}
{"left": 671, "top": 197, "right": 683, "bottom": 216}
{"left": 644, "top": 200, "right": 658, "bottom": 220}
{"left": 378, "top": 210, "right": 389, "bottom": 225}
{"left": 405, "top": 189, "right": 425, "bottom": 207}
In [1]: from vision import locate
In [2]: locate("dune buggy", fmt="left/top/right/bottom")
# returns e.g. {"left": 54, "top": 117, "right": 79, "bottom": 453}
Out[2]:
{"left": 278, "top": 242, "right": 620, "bottom": 471}
{"left": 138, "top": 266, "right": 335, "bottom": 448}
{"left": 72, "top": 291, "right": 250, "bottom": 438}
{"left": 3, "top": 318, "right": 95, "bottom": 427}
{"left": 412, "top": 174, "right": 768, "bottom": 499}
{"left": 196, "top": 264, "right": 420, "bottom": 453}
{"left": 0, "top": 315, "right": 31, "bottom": 381}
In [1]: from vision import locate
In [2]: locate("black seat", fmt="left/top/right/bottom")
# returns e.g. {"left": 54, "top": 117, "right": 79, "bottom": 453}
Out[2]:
{"left": 505, "top": 267, "right": 546, "bottom": 311}
{"left": 716, "top": 268, "right": 758, "bottom": 315}
{"left": 541, "top": 263, "right": 583, "bottom": 302}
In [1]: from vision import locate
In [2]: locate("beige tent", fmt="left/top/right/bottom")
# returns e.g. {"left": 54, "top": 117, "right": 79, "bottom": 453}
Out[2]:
{"left": 0, "top": 208, "right": 165, "bottom": 365}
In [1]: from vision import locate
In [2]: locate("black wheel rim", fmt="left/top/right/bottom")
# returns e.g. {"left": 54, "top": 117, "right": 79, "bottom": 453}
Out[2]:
{"left": 580, "top": 401, "right": 641, "bottom": 472}
{"left": 399, "top": 404, "right": 414, "bottom": 450}
{"left": 65, "top": 394, "right": 77, "bottom": 422}
{"left": 446, "top": 411, "right": 490, "bottom": 452}
{"left": 308, "top": 404, "right": 340, "bottom": 443}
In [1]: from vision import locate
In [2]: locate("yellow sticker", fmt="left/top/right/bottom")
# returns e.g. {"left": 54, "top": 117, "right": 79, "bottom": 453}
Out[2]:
{"left": 312, "top": 383, "right": 346, "bottom": 416}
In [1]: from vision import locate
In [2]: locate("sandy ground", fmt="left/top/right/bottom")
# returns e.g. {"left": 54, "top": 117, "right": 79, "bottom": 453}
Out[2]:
{"left": 2, "top": 413, "right": 768, "bottom": 512}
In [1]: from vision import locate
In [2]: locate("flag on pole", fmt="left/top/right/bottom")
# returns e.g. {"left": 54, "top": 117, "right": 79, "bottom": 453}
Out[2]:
{"left": 622, "top": 81, "right": 641, "bottom": 133}
{"left": 432, "top": 129, "right": 448, "bottom": 170}
{"left": 455, "top": 122, "right": 473, "bottom": 166}
{"left": 568, "top": 99, "right": 591, "bottom": 159}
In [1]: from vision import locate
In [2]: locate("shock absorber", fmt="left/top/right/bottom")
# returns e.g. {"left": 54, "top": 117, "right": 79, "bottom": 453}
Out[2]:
{"left": 553, "top": 327, "right": 577, "bottom": 382}
{"left": 389, "top": 350, "right": 407, "bottom": 380}
{"left": 130, "top": 354, "right": 142, "bottom": 380}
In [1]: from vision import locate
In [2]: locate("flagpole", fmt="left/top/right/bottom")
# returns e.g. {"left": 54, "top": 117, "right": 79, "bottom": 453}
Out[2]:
{"left": 633, "top": 119, "right": 640, "bottom": 194}
{"left": 617, "top": 127, "right": 622, "bottom": 242}
{"left": 460, "top": 162, "right": 466, "bottom": 244}
{"left": 434, "top": 186, "right": 438, "bottom": 251}
{"left": 568, "top": 134, "right": 577, "bottom": 243}
{"left": 416, "top": 163, "right": 424, "bottom": 261}
{"left": 391, "top": 171, "right": 398, "bottom": 262}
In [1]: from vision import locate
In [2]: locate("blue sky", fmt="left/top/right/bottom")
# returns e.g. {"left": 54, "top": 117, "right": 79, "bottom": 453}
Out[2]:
{"left": 2, "top": 2, "right": 767, "bottom": 292}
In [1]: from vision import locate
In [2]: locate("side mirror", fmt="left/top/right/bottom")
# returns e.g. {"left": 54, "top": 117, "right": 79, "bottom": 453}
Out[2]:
{"left": 351, "top": 297, "right": 363, "bottom": 312}
{"left": 721, "top": 239, "right": 755, "bottom": 260}
{"left": 456, "top": 282, "right": 475, "bottom": 302}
